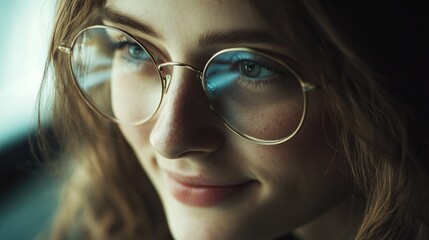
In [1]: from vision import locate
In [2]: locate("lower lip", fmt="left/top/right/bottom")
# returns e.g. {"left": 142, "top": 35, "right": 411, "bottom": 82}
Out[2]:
{"left": 166, "top": 176, "right": 254, "bottom": 207}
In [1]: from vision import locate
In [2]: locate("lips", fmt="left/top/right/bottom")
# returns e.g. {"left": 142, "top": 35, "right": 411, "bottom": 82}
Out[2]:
{"left": 165, "top": 172, "right": 254, "bottom": 207}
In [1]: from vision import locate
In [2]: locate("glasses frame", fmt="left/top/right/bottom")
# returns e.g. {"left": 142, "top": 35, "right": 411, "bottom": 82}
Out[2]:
{"left": 58, "top": 25, "right": 318, "bottom": 145}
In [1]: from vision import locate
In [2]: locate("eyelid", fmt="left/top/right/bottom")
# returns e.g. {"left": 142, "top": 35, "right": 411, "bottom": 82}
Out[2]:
{"left": 120, "top": 33, "right": 167, "bottom": 63}
{"left": 232, "top": 52, "right": 284, "bottom": 72}
{"left": 136, "top": 37, "right": 169, "bottom": 63}
{"left": 103, "top": 22, "right": 169, "bottom": 62}
{"left": 127, "top": 34, "right": 169, "bottom": 63}
{"left": 110, "top": 35, "right": 134, "bottom": 44}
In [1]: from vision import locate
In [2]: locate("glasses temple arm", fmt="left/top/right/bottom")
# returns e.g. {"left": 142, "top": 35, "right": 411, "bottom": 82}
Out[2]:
{"left": 57, "top": 45, "right": 71, "bottom": 54}
{"left": 302, "top": 82, "right": 318, "bottom": 92}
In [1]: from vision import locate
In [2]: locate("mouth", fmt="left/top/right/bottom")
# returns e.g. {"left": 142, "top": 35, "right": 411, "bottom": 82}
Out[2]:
{"left": 165, "top": 171, "right": 256, "bottom": 207}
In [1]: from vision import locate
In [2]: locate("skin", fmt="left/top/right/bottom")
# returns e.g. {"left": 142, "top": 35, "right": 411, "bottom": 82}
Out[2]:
{"left": 106, "top": 0, "right": 358, "bottom": 239}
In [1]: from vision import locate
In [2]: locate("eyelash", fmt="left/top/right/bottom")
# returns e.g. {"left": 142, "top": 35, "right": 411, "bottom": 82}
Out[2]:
{"left": 234, "top": 56, "right": 274, "bottom": 70}
{"left": 109, "top": 38, "right": 144, "bottom": 64}
{"left": 109, "top": 35, "right": 167, "bottom": 67}
{"left": 110, "top": 36, "right": 133, "bottom": 49}
{"left": 232, "top": 55, "right": 287, "bottom": 89}
{"left": 108, "top": 36, "right": 290, "bottom": 91}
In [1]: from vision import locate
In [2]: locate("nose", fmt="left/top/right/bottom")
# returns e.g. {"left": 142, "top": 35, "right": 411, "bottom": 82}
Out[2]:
{"left": 149, "top": 67, "right": 223, "bottom": 159}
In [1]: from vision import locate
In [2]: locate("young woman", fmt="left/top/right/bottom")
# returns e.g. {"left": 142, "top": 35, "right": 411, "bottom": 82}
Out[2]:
{"left": 38, "top": 0, "right": 429, "bottom": 239}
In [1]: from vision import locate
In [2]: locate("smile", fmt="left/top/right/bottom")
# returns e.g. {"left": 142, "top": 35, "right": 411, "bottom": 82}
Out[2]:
{"left": 165, "top": 172, "right": 256, "bottom": 207}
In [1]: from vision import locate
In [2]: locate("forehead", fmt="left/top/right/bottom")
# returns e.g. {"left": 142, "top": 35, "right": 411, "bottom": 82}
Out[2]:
{"left": 105, "top": 0, "right": 272, "bottom": 47}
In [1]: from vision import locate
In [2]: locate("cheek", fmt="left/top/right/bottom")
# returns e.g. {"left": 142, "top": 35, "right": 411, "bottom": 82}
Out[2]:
{"left": 237, "top": 98, "right": 352, "bottom": 217}
{"left": 119, "top": 119, "right": 156, "bottom": 164}
{"left": 243, "top": 121, "right": 344, "bottom": 187}
{"left": 110, "top": 59, "right": 163, "bottom": 124}
{"left": 245, "top": 96, "right": 341, "bottom": 177}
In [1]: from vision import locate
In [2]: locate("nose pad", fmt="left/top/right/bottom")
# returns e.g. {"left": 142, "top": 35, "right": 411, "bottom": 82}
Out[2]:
{"left": 162, "top": 74, "right": 172, "bottom": 94}
{"left": 158, "top": 62, "right": 202, "bottom": 94}
{"left": 150, "top": 65, "right": 223, "bottom": 159}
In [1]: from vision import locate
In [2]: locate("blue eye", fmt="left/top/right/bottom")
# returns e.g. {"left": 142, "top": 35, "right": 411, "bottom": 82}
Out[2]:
{"left": 229, "top": 52, "right": 278, "bottom": 80}
{"left": 127, "top": 43, "right": 150, "bottom": 61}
{"left": 111, "top": 39, "right": 151, "bottom": 65}
{"left": 239, "top": 60, "right": 275, "bottom": 78}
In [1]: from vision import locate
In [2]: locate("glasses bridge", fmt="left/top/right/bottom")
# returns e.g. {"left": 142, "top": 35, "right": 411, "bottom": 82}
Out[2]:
{"left": 157, "top": 62, "right": 203, "bottom": 93}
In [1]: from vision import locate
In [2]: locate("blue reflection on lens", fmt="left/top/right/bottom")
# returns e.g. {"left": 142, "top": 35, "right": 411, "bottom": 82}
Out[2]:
{"left": 206, "top": 63, "right": 230, "bottom": 77}
{"left": 205, "top": 52, "right": 239, "bottom": 98}
{"left": 205, "top": 71, "right": 239, "bottom": 97}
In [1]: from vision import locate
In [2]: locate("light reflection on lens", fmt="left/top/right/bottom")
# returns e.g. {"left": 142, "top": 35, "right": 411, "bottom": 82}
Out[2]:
{"left": 70, "top": 26, "right": 306, "bottom": 142}
{"left": 204, "top": 50, "right": 304, "bottom": 141}
{"left": 70, "top": 26, "right": 163, "bottom": 125}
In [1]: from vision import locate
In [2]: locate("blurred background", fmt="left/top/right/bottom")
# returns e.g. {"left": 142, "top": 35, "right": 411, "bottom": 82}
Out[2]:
{"left": 0, "top": 1, "right": 60, "bottom": 239}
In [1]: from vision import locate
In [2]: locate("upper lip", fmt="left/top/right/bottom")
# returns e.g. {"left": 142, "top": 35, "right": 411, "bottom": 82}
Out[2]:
{"left": 165, "top": 171, "right": 252, "bottom": 188}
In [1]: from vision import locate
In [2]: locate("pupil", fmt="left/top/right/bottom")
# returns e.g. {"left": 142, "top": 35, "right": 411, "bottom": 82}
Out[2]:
{"left": 242, "top": 61, "right": 260, "bottom": 77}
{"left": 129, "top": 44, "right": 143, "bottom": 58}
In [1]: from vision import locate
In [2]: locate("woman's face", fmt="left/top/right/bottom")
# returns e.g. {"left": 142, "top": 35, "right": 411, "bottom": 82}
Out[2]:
{"left": 107, "top": 0, "right": 352, "bottom": 239}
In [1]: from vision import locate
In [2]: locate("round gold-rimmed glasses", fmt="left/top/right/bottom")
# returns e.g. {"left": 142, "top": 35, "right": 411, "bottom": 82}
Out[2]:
{"left": 58, "top": 25, "right": 317, "bottom": 145}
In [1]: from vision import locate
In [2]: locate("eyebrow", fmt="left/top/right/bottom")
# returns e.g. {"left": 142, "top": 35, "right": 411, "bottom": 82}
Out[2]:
{"left": 198, "top": 30, "right": 277, "bottom": 45}
{"left": 103, "top": 6, "right": 163, "bottom": 40}
{"left": 103, "top": 6, "right": 278, "bottom": 46}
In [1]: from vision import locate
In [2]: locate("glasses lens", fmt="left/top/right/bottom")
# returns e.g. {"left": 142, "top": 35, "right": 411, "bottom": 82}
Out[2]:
{"left": 203, "top": 50, "right": 305, "bottom": 141}
{"left": 70, "top": 26, "right": 163, "bottom": 124}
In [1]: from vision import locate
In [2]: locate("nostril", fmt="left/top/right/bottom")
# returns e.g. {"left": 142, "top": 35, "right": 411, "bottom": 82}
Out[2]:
{"left": 148, "top": 99, "right": 224, "bottom": 159}
{"left": 149, "top": 124, "right": 223, "bottom": 159}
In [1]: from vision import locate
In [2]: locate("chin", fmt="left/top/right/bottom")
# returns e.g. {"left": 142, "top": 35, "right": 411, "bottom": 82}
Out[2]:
{"left": 167, "top": 218, "right": 270, "bottom": 240}
{"left": 159, "top": 195, "right": 290, "bottom": 240}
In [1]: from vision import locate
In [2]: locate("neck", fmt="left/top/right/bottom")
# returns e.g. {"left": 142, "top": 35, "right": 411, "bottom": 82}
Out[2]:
{"left": 292, "top": 196, "right": 362, "bottom": 240}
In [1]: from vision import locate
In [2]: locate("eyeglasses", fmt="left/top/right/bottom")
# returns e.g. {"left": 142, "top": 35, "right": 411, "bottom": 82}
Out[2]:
{"left": 58, "top": 25, "right": 317, "bottom": 145}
